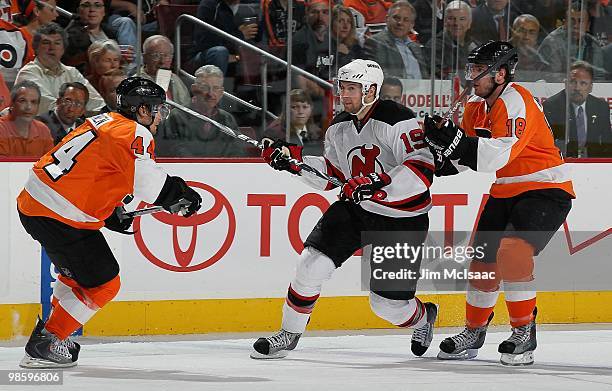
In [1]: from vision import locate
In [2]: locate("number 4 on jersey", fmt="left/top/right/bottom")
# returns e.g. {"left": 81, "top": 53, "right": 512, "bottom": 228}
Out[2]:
{"left": 43, "top": 131, "right": 97, "bottom": 181}
{"left": 131, "top": 136, "right": 154, "bottom": 158}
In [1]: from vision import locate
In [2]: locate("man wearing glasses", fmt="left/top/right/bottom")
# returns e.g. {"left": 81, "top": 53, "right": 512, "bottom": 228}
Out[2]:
{"left": 156, "top": 64, "right": 245, "bottom": 157}
{"left": 136, "top": 35, "right": 190, "bottom": 107}
{"left": 37, "top": 82, "right": 89, "bottom": 145}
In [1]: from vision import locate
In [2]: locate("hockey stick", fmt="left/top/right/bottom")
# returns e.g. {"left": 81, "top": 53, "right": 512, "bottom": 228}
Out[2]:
{"left": 438, "top": 47, "right": 518, "bottom": 122}
{"left": 166, "top": 100, "right": 344, "bottom": 188}
{"left": 429, "top": 47, "right": 518, "bottom": 164}
{"left": 118, "top": 199, "right": 192, "bottom": 220}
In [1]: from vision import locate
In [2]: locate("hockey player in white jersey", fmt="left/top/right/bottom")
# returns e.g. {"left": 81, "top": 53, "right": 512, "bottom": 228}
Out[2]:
{"left": 251, "top": 59, "right": 438, "bottom": 359}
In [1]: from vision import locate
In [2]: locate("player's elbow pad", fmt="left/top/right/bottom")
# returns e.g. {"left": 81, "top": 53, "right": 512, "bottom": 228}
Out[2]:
{"left": 153, "top": 175, "right": 189, "bottom": 208}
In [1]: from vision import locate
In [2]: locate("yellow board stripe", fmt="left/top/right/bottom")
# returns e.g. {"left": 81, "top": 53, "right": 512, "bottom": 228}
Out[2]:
{"left": 2, "top": 292, "right": 612, "bottom": 339}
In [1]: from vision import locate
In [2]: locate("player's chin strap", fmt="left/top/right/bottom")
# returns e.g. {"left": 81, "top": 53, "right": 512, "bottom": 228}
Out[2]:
{"left": 351, "top": 95, "right": 378, "bottom": 118}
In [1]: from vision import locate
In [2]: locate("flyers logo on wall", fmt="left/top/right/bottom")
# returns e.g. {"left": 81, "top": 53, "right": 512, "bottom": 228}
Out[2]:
{"left": 133, "top": 182, "right": 236, "bottom": 272}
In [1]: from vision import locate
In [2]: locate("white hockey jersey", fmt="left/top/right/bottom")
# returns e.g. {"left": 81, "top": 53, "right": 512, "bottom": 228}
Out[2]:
{"left": 301, "top": 100, "right": 434, "bottom": 218}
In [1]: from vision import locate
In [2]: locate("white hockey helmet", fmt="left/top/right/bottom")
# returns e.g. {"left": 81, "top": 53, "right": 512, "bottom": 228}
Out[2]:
{"left": 336, "top": 59, "right": 385, "bottom": 101}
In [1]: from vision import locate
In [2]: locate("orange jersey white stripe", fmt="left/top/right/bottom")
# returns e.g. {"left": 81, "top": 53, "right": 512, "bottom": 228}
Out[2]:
{"left": 17, "top": 112, "right": 168, "bottom": 229}
{"left": 461, "top": 82, "right": 575, "bottom": 198}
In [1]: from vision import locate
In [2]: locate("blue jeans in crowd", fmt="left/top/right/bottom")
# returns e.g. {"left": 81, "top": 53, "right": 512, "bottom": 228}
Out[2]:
{"left": 194, "top": 46, "right": 229, "bottom": 75}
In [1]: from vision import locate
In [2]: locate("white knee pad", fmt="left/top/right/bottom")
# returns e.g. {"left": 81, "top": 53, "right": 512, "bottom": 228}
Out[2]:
{"left": 282, "top": 247, "right": 336, "bottom": 333}
{"left": 369, "top": 292, "right": 423, "bottom": 327}
{"left": 291, "top": 247, "right": 336, "bottom": 297}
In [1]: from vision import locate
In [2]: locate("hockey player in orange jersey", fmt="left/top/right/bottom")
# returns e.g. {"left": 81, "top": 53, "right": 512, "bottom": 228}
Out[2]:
{"left": 423, "top": 41, "right": 574, "bottom": 366}
{"left": 17, "top": 77, "right": 202, "bottom": 368}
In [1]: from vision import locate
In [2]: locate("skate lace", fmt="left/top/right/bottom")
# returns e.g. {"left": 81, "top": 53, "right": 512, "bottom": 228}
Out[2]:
{"left": 450, "top": 327, "right": 480, "bottom": 348}
{"left": 63, "top": 338, "right": 77, "bottom": 350}
{"left": 507, "top": 324, "right": 531, "bottom": 345}
{"left": 267, "top": 331, "right": 293, "bottom": 349}
{"left": 50, "top": 338, "right": 72, "bottom": 360}
{"left": 412, "top": 323, "right": 431, "bottom": 343}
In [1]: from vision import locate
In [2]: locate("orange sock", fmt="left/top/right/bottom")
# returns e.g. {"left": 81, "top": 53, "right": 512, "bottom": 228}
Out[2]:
{"left": 45, "top": 275, "right": 121, "bottom": 340}
{"left": 505, "top": 297, "right": 536, "bottom": 327}
{"left": 466, "top": 302, "right": 495, "bottom": 328}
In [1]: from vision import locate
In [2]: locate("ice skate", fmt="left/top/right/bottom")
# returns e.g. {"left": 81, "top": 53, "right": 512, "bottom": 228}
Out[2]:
{"left": 438, "top": 312, "right": 494, "bottom": 360}
{"left": 411, "top": 302, "right": 438, "bottom": 356}
{"left": 20, "top": 317, "right": 77, "bottom": 368}
{"left": 250, "top": 329, "right": 301, "bottom": 359}
{"left": 499, "top": 308, "right": 537, "bottom": 366}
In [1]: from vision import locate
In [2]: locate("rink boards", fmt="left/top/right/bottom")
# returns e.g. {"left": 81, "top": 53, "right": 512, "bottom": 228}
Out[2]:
{"left": 0, "top": 160, "right": 610, "bottom": 339}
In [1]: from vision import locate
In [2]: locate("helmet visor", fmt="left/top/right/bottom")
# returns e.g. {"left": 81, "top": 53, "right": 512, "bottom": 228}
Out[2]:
{"left": 465, "top": 63, "right": 495, "bottom": 81}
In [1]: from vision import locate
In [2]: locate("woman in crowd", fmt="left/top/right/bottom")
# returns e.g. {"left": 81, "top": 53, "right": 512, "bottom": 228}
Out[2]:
{"left": 14, "top": 0, "right": 58, "bottom": 60}
{"left": 263, "top": 89, "right": 323, "bottom": 156}
{"left": 332, "top": 5, "right": 363, "bottom": 72}
{"left": 86, "top": 39, "right": 122, "bottom": 92}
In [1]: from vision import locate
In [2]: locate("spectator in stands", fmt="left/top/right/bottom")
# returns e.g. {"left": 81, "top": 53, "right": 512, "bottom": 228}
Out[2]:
{"left": 105, "top": 0, "right": 139, "bottom": 49}
{"left": 470, "top": 0, "right": 519, "bottom": 43}
{"left": 262, "top": 0, "right": 306, "bottom": 54}
{"left": 86, "top": 39, "right": 122, "bottom": 93}
{"left": 410, "top": 0, "right": 445, "bottom": 44}
{"left": 156, "top": 65, "right": 245, "bottom": 157}
{"left": 543, "top": 60, "right": 612, "bottom": 158}
{"left": 0, "top": 73, "right": 10, "bottom": 111}
{"left": 344, "top": 0, "right": 390, "bottom": 25}
{"left": 192, "top": 0, "right": 259, "bottom": 75}
{"left": 0, "top": 80, "right": 53, "bottom": 157}
{"left": 512, "top": 0, "right": 566, "bottom": 42}
{"left": 0, "top": 18, "right": 34, "bottom": 87}
{"left": 15, "top": 23, "right": 105, "bottom": 115}
{"left": 510, "top": 14, "right": 550, "bottom": 81}
{"left": 425, "top": 0, "right": 477, "bottom": 80}
{"left": 364, "top": 1, "right": 428, "bottom": 79}
{"left": 332, "top": 5, "right": 363, "bottom": 71}
{"left": 263, "top": 88, "right": 323, "bottom": 155}
{"left": 64, "top": 0, "right": 119, "bottom": 74}
{"left": 36, "top": 81, "right": 88, "bottom": 145}
{"left": 98, "top": 68, "right": 126, "bottom": 112}
{"left": 293, "top": 0, "right": 331, "bottom": 97}
{"left": 538, "top": 0, "right": 605, "bottom": 81}
{"left": 138, "top": 35, "right": 190, "bottom": 107}
{"left": 380, "top": 76, "right": 403, "bottom": 104}
{"left": 14, "top": 0, "right": 58, "bottom": 46}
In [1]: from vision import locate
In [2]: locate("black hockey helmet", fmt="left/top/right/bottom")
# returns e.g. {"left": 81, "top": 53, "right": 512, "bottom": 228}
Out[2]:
{"left": 466, "top": 41, "right": 518, "bottom": 81}
{"left": 116, "top": 77, "right": 167, "bottom": 120}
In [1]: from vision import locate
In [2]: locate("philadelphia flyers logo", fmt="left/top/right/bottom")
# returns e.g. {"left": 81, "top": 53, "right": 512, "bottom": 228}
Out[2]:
{"left": 0, "top": 43, "right": 17, "bottom": 68}
{"left": 347, "top": 144, "right": 383, "bottom": 177}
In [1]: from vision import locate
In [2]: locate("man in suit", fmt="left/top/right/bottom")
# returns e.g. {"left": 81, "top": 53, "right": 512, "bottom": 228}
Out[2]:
{"left": 364, "top": 1, "right": 428, "bottom": 79}
{"left": 470, "top": 0, "right": 519, "bottom": 43}
{"left": 36, "top": 82, "right": 88, "bottom": 145}
{"left": 543, "top": 60, "right": 612, "bottom": 158}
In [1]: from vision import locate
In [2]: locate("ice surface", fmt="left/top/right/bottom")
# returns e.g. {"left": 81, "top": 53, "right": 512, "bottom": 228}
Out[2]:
{"left": 1, "top": 328, "right": 612, "bottom": 391}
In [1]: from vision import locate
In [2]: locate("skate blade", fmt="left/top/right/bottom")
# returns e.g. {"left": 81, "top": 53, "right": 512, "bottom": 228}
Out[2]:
{"left": 250, "top": 350, "right": 289, "bottom": 360}
{"left": 19, "top": 354, "right": 77, "bottom": 369}
{"left": 437, "top": 348, "right": 478, "bottom": 360}
{"left": 500, "top": 351, "right": 534, "bottom": 366}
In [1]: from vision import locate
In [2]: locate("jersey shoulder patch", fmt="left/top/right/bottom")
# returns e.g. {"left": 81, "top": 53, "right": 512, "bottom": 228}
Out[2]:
{"left": 87, "top": 113, "right": 114, "bottom": 129}
{"left": 370, "top": 100, "right": 415, "bottom": 126}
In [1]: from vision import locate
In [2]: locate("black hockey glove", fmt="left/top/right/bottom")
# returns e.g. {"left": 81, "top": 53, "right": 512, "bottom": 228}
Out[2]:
{"left": 104, "top": 206, "right": 135, "bottom": 235}
{"left": 261, "top": 138, "right": 303, "bottom": 175}
{"left": 423, "top": 114, "right": 468, "bottom": 160}
{"left": 340, "top": 172, "right": 391, "bottom": 204}
{"left": 154, "top": 176, "right": 202, "bottom": 217}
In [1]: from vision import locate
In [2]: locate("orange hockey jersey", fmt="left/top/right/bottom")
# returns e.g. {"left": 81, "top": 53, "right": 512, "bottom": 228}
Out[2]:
{"left": 17, "top": 112, "right": 168, "bottom": 229}
{"left": 461, "top": 82, "right": 575, "bottom": 198}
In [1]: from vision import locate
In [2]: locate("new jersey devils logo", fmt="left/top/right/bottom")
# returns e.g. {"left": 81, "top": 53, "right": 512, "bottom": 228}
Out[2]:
{"left": 133, "top": 182, "right": 236, "bottom": 272}
{"left": 347, "top": 144, "right": 383, "bottom": 177}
